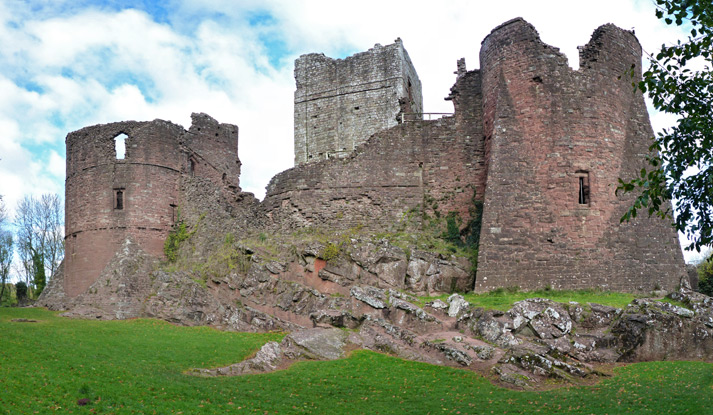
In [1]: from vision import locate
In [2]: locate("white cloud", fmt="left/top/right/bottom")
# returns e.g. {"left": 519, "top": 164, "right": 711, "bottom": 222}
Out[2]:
{"left": 0, "top": 119, "right": 31, "bottom": 217}
{"left": 47, "top": 150, "right": 65, "bottom": 179}
{"left": 0, "top": 0, "right": 696, "bottom": 259}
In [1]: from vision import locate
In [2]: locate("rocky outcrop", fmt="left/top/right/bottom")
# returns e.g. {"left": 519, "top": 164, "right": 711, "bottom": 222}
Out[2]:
{"left": 614, "top": 292, "right": 713, "bottom": 362}
{"left": 180, "top": 279, "right": 713, "bottom": 389}
{"left": 40, "top": 231, "right": 712, "bottom": 389}
{"left": 190, "top": 328, "right": 354, "bottom": 377}
{"left": 40, "top": 238, "right": 157, "bottom": 319}
{"left": 36, "top": 260, "right": 67, "bottom": 310}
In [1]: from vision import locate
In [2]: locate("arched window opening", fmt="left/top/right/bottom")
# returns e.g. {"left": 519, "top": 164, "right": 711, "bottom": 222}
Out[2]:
{"left": 114, "top": 133, "right": 128, "bottom": 159}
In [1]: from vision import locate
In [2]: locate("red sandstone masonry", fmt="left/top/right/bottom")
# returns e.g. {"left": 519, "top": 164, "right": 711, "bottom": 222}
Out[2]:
{"left": 474, "top": 18, "right": 685, "bottom": 292}
{"left": 64, "top": 113, "right": 240, "bottom": 297}
{"left": 263, "top": 60, "right": 484, "bottom": 231}
{"left": 64, "top": 19, "right": 686, "bottom": 297}
{"left": 265, "top": 18, "right": 685, "bottom": 293}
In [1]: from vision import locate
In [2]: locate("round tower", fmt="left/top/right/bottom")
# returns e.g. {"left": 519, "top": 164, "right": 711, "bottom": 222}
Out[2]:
{"left": 64, "top": 120, "right": 185, "bottom": 297}
{"left": 475, "top": 18, "right": 685, "bottom": 292}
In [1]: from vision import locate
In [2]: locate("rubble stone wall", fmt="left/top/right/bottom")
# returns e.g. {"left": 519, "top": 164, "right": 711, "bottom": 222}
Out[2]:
{"left": 266, "top": 120, "right": 444, "bottom": 231}
{"left": 294, "top": 39, "right": 423, "bottom": 165}
{"left": 183, "top": 113, "right": 241, "bottom": 191}
{"left": 64, "top": 114, "right": 240, "bottom": 297}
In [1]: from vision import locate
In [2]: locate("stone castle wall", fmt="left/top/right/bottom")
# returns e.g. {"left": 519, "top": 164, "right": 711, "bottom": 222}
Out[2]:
{"left": 294, "top": 39, "right": 423, "bottom": 165}
{"left": 183, "top": 113, "right": 241, "bottom": 191}
{"left": 263, "top": 64, "right": 483, "bottom": 231}
{"left": 474, "top": 19, "right": 685, "bottom": 291}
{"left": 267, "top": 18, "right": 685, "bottom": 292}
{"left": 61, "top": 18, "right": 687, "bottom": 298}
{"left": 64, "top": 113, "right": 240, "bottom": 297}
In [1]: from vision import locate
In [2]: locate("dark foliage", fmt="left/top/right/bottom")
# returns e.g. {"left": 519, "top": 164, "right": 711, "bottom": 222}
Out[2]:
{"left": 15, "top": 281, "right": 27, "bottom": 301}
{"left": 618, "top": 0, "right": 713, "bottom": 251}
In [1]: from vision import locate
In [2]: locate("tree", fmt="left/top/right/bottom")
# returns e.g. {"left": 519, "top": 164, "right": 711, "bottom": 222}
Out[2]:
{"left": 618, "top": 0, "right": 713, "bottom": 252}
{"left": 38, "top": 194, "right": 64, "bottom": 279}
{"left": 698, "top": 254, "right": 713, "bottom": 295}
{"left": 31, "top": 248, "right": 46, "bottom": 297}
{"left": 15, "top": 194, "right": 64, "bottom": 296}
{"left": 0, "top": 198, "right": 12, "bottom": 304}
{"left": 0, "top": 231, "right": 12, "bottom": 304}
{"left": 15, "top": 281, "right": 27, "bottom": 302}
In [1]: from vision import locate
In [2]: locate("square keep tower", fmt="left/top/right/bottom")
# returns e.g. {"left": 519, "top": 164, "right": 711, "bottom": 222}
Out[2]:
{"left": 294, "top": 38, "right": 422, "bottom": 165}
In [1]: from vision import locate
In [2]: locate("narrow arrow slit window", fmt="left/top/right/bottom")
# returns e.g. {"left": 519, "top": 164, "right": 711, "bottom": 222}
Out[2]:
{"left": 114, "top": 188, "right": 125, "bottom": 210}
{"left": 576, "top": 171, "right": 590, "bottom": 205}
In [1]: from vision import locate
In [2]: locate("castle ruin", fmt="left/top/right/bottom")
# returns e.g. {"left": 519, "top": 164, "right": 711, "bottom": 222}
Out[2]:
{"left": 63, "top": 113, "right": 240, "bottom": 297}
{"left": 267, "top": 18, "right": 686, "bottom": 292}
{"left": 60, "top": 18, "right": 686, "bottom": 300}
{"left": 294, "top": 39, "right": 422, "bottom": 164}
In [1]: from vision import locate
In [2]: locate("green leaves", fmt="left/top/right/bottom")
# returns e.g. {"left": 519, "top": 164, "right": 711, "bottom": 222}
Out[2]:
{"left": 619, "top": 0, "right": 713, "bottom": 251}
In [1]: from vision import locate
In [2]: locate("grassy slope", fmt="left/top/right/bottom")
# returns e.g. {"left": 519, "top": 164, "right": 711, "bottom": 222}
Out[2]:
{"left": 419, "top": 289, "right": 645, "bottom": 311}
{"left": 1, "top": 308, "right": 712, "bottom": 414}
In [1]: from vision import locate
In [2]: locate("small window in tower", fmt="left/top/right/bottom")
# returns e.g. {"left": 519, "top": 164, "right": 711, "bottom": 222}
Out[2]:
{"left": 114, "top": 133, "right": 128, "bottom": 159}
{"left": 114, "top": 188, "right": 125, "bottom": 210}
{"left": 189, "top": 157, "right": 196, "bottom": 176}
{"left": 576, "top": 171, "right": 590, "bottom": 205}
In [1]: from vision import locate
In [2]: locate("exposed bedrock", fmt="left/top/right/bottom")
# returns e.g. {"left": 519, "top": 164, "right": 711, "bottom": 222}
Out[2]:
{"left": 41, "top": 235, "right": 713, "bottom": 389}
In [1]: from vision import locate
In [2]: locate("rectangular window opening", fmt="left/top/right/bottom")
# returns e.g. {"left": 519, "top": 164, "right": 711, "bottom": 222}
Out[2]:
{"left": 114, "top": 188, "right": 125, "bottom": 210}
{"left": 577, "top": 172, "right": 590, "bottom": 205}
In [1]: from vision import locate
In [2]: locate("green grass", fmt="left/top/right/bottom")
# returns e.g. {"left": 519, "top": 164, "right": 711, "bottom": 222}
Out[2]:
{"left": 419, "top": 288, "right": 646, "bottom": 311}
{"left": 2, "top": 308, "right": 712, "bottom": 414}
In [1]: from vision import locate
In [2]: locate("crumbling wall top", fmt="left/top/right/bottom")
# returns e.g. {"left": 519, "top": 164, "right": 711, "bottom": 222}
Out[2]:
{"left": 480, "top": 17, "right": 568, "bottom": 66}
{"left": 578, "top": 23, "right": 642, "bottom": 72}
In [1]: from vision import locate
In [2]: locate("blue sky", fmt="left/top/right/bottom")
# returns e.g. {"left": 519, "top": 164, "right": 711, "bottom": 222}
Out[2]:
{"left": 0, "top": 0, "right": 702, "bottom": 261}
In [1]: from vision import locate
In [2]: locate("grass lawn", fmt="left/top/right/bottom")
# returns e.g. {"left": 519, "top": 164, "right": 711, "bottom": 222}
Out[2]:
{"left": 419, "top": 288, "right": 646, "bottom": 311}
{"left": 1, "top": 307, "right": 712, "bottom": 414}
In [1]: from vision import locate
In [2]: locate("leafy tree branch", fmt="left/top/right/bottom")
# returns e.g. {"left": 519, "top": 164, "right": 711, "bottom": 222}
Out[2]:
{"left": 618, "top": 0, "right": 713, "bottom": 251}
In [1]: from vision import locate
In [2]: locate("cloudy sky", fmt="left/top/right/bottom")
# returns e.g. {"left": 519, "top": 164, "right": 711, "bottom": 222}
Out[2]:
{"left": 0, "top": 0, "right": 699, "bottom": 257}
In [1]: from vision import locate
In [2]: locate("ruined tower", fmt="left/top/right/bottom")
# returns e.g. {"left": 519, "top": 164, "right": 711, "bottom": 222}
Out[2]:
{"left": 268, "top": 18, "right": 686, "bottom": 292}
{"left": 473, "top": 19, "right": 685, "bottom": 291}
{"left": 293, "top": 38, "right": 423, "bottom": 165}
{"left": 63, "top": 113, "right": 240, "bottom": 297}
